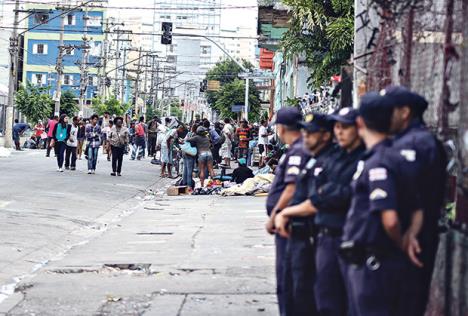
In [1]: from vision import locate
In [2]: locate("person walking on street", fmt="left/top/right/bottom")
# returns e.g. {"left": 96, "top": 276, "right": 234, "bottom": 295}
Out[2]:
{"left": 108, "top": 117, "right": 129, "bottom": 176}
{"left": 45, "top": 115, "right": 58, "bottom": 157}
{"left": 147, "top": 116, "right": 159, "bottom": 157}
{"left": 51, "top": 114, "right": 70, "bottom": 172}
{"left": 85, "top": 114, "right": 102, "bottom": 174}
{"left": 77, "top": 119, "right": 86, "bottom": 160}
{"left": 12, "top": 119, "right": 30, "bottom": 151}
{"left": 104, "top": 120, "right": 114, "bottom": 161}
{"left": 131, "top": 116, "right": 146, "bottom": 160}
{"left": 258, "top": 120, "right": 270, "bottom": 167}
{"left": 64, "top": 116, "right": 79, "bottom": 171}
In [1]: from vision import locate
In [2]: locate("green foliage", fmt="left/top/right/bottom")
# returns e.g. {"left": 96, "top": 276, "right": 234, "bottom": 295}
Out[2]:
{"left": 91, "top": 97, "right": 129, "bottom": 116}
{"left": 205, "top": 59, "right": 261, "bottom": 121}
{"left": 281, "top": 0, "right": 354, "bottom": 86}
{"left": 58, "top": 90, "right": 78, "bottom": 117}
{"left": 15, "top": 82, "right": 53, "bottom": 124}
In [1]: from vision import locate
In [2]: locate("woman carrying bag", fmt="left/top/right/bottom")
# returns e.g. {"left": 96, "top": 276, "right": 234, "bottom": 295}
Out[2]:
{"left": 51, "top": 114, "right": 70, "bottom": 172}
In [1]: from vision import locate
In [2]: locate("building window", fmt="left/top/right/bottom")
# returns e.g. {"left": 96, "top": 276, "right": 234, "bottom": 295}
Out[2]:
{"left": 201, "top": 45, "right": 211, "bottom": 55}
{"left": 34, "top": 13, "right": 49, "bottom": 24}
{"left": 63, "top": 74, "right": 73, "bottom": 86}
{"left": 88, "top": 76, "right": 94, "bottom": 86}
{"left": 33, "top": 43, "right": 48, "bottom": 54}
{"left": 167, "top": 55, "right": 177, "bottom": 63}
{"left": 33, "top": 73, "right": 45, "bottom": 85}
{"left": 66, "top": 14, "right": 76, "bottom": 26}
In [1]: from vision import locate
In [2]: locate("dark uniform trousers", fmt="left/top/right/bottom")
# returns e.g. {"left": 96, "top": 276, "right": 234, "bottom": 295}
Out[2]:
{"left": 315, "top": 232, "right": 348, "bottom": 316}
{"left": 344, "top": 254, "right": 416, "bottom": 316}
{"left": 283, "top": 236, "right": 317, "bottom": 316}
{"left": 276, "top": 234, "right": 288, "bottom": 316}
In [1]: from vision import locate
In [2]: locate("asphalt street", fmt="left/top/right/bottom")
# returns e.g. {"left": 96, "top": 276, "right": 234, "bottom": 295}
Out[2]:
{"left": 0, "top": 149, "right": 276, "bottom": 315}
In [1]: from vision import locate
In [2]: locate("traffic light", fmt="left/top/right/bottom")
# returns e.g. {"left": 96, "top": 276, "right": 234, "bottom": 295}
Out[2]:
{"left": 200, "top": 79, "right": 207, "bottom": 92}
{"left": 161, "top": 22, "right": 173, "bottom": 45}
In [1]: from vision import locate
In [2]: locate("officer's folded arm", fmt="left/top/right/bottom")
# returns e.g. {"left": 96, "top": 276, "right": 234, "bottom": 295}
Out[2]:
{"left": 281, "top": 199, "right": 317, "bottom": 217}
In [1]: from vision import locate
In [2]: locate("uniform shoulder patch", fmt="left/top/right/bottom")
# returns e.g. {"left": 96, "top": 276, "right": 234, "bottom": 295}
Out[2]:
{"left": 369, "top": 168, "right": 388, "bottom": 181}
{"left": 400, "top": 149, "right": 416, "bottom": 162}
{"left": 314, "top": 167, "right": 323, "bottom": 177}
{"left": 288, "top": 155, "right": 302, "bottom": 166}
{"left": 287, "top": 166, "right": 300, "bottom": 176}
{"left": 370, "top": 188, "right": 388, "bottom": 200}
{"left": 305, "top": 158, "right": 317, "bottom": 170}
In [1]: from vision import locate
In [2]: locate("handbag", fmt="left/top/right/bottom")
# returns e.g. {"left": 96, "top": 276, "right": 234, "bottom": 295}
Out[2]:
{"left": 181, "top": 141, "right": 197, "bottom": 156}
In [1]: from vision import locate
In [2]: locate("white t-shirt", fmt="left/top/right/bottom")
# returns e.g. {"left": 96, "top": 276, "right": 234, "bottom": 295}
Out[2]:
{"left": 258, "top": 125, "right": 268, "bottom": 145}
{"left": 66, "top": 124, "right": 78, "bottom": 147}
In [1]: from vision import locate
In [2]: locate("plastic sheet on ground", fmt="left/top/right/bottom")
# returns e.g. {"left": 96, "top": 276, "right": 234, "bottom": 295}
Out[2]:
{"left": 220, "top": 174, "right": 275, "bottom": 196}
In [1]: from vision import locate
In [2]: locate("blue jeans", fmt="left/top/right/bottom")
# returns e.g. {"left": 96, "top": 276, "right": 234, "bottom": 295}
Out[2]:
{"left": 87, "top": 146, "right": 99, "bottom": 170}
{"left": 55, "top": 141, "right": 67, "bottom": 168}
{"left": 183, "top": 155, "right": 195, "bottom": 188}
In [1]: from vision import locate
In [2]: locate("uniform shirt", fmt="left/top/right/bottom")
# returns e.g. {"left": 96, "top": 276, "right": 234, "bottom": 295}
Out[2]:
{"left": 392, "top": 119, "right": 447, "bottom": 237}
{"left": 312, "top": 144, "right": 366, "bottom": 229}
{"left": 342, "top": 139, "right": 420, "bottom": 252}
{"left": 266, "top": 137, "right": 310, "bottom": 215}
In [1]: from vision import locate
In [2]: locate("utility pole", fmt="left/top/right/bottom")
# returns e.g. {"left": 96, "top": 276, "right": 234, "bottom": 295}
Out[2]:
{"left": 79, "top": 6, "right": 90, "bottom": 114}
{"left": 5, "top": 0, "right": 20, "bottom": 148}
{"left": 134, "top": 47, "right": 143, "bottom": 115}
{"left": 120, "top": 47, "right": 127, "bottom": 103}
{"left": 54, "top": 12, "right": 66, "bottom": 116}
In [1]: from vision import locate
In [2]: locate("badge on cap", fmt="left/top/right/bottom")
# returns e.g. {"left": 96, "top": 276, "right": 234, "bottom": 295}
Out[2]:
{"left": 379, "top": 89, "right": 387, "bottom": 96}
{"left": 339, "top": 107, "right": 351, "bottom": 115}
{"left": 370, "top": 188, "right": 388, "bottom": 200}
{"left": 369, "top": 168, "right": 388, "bottom": 182}
{"left": 305, "top": 114, "right": 314, "bottom": 122}
{"left": 400, "top": 149, "right": 416, "bottom": 162}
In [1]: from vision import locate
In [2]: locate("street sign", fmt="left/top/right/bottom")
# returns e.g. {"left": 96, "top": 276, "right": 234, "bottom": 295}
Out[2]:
{"left": 231, "top": 104, "right": 246, "bottom": 113}
{"left": 207, "top": 80, "right": 220, "bottom": 91}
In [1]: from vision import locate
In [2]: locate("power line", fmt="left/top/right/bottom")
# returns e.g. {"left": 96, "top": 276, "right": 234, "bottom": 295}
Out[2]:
{"left": 3, "top": 1, "right": 257, "bottom": 11}
{"left": 0, "top": 26, "right": 259, "bottom": 39}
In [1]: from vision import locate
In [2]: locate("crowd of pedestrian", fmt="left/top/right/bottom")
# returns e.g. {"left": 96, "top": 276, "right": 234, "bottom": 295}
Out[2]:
{"left": 265, "top": 86, "right": 447, "bottom": 316}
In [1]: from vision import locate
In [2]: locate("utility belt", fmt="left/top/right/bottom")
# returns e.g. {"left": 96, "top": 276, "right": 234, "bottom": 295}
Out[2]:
{"left": 288, "top": 218, "right": 316, "bottom": 240}
{"left": 339, "top": 241, "right": 396, "bottom": 271}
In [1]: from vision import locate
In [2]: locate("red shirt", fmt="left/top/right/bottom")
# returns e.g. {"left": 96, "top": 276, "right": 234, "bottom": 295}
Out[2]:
{"left": 47, "top": 119, "right": 57, "bottom": 137}
{"left": 237, "top": 127, "right": 250, "bottom": 148}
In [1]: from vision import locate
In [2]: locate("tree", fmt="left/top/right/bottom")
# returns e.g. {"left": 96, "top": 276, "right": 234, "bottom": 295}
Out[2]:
{"left": 91, "top": 97, "right": 130, "bottom": 116}
{"left": 205, "top": 59, "right": 261, "bottom": 121}
{"left": 59, "top": 90, "right": 79, "bottom": 117}
{"left": 15, "top": 82, "right": 53, "bottom": 124}
{"left": 280, "top": 0, "right": 354, "bottom": 87}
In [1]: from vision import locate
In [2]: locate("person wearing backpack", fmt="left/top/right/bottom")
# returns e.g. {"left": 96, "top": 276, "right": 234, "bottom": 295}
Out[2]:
{"left": 51, "top": 114, "right": 70, "bottom": 172}
{"left": 131, "top": 116, "right": 146, "bottom": 160}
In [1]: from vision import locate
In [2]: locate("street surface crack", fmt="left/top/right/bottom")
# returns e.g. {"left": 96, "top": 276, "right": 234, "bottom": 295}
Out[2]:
{"left": 190, "top": 213, "right": 206, "bottom": 249}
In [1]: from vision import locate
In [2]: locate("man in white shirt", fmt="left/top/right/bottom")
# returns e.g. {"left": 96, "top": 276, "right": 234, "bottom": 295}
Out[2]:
{"left": 220, "top": 118, "right": 234, "bottom": 167}
{"left": 258, "top": 119, "right": 270, "bottom": 167}
{"left": 65, "top": 116, "right": 79, "bottom": 170}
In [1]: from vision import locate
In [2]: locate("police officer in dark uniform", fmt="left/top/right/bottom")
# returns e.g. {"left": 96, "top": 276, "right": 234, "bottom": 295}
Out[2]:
{"left": 340, "top": 92, "right": 422, "bottom": 316}
{"left": 380, "top": 86, "right": 447, "bottom": 315}
{"left": 265, "top": 107, "right": 310, "bottom": 316}
{"left": 308, "top": 108, "right": 365, "bottom": 316}
{"left": 274, "top": 113, "right": 336, "bottom": 316}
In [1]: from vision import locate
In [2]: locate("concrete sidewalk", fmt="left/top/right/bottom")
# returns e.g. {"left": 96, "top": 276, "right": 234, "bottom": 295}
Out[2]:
{"left": 2, "top": 191, "right": 276, "bottom": 315}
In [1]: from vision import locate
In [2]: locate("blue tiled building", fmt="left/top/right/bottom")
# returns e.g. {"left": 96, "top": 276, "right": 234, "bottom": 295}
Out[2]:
{"left": 22, "top": 5, "right": 105, "bottom": 101}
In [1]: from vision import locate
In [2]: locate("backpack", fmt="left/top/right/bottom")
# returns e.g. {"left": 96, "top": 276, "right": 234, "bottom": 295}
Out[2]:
{"left": 135, "top": 123, "right": 145, "bottom": 137}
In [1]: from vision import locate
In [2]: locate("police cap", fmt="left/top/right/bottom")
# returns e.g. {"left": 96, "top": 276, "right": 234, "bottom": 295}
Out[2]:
{"left": 380, "top": 85, "right": 428, "bottom": 116}
{"left": 273, "top": 107, "right": 303, "bottom": 128}
{"left": 359, "top": 92, "right": 393, "bottom": 133}
{"left": 299, "top": 113, "right": 333, "bottom": 133}
{"left": 329, "top": 107, "right": 358, "bottom": 125}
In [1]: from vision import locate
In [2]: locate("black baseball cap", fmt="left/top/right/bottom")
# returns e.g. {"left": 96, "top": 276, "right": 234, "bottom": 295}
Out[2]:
{"left": 299, "top": 113, "right": 333, "bottom": 133}
{"left": 329, "top": 107, "right": 359, "bottom": 125}
{"left": 273, "top": 107, "right": 303, "bottom": 127}
{"left": 380, "top": 85, "right": 428, "bottom": 117}
{"left": 358, "top": 92, "right": 393, "bottom": 133}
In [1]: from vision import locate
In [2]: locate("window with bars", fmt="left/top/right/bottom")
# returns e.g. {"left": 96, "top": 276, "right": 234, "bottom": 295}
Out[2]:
{"left": 63, "top": 75, "right": 73, "bottom": 86}
{"left": 66, "top": 14, "right": 76, "bottom": 26}
{"left": 33, "top": 43, "right": 48, "bottom": 54}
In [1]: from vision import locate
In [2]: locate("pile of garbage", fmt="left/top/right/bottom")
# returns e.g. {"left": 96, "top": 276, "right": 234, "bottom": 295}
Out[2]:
{"left": 220, "top": 174, "right": 275, "bottom": 196}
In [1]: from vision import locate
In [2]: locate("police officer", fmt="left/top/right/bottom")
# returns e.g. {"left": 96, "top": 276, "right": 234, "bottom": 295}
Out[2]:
{"left": 340, "top": 92, "right": 421, "bottom": 316}
{"left": 308, "top": 108, "right": 365, "bottom": 316}
{"left": 265, "top": 107, "right": 310, "bottom": 316}
{"left": 275, "top": 113, "right": 336, "bottom": 316}
{"left": 380, "top": 86, "right": 447, "bottom": 315}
